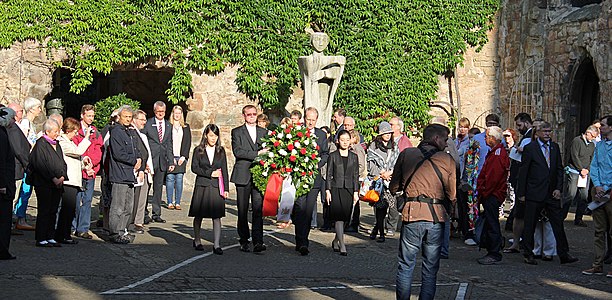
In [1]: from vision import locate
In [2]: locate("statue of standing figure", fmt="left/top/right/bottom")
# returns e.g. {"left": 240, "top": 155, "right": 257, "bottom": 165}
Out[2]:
{"left": 298, "top": 32, "right": 346, "bottom": 127}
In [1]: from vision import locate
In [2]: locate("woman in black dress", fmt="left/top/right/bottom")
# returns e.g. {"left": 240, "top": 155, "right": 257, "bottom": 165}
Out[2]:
{"left": 189, "top": 124, "right": 229, "bottom": 255}
{"left": 326, "top": 130, "right": 359, "bottom": 256}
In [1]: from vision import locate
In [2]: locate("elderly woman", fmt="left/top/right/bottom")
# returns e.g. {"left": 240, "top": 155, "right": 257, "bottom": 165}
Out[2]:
{"left": 28, "top": 119, "right": 67, "bottom": 247}
{"left": 56, "top": 118, "right": 91, "bottom": 244}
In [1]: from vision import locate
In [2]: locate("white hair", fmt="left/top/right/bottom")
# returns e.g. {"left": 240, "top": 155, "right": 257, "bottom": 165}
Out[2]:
{"left": 153, "top": 101, "right": 166, "bottom": 110}
{"left": 117, "top": 105, "right": 133, "bottom": 115}
{"left": 24, "top": 97, "right": 42, "bottom": 113}
{"left": 486, "top": 126, "right": 504, "bottom": 141}
{"left": 43, "top": 118, "right": 59, "bottom": 132}
{"left": 48, "top": 113, "right": 63, "bottom": 127}
{"left": 391, "top": 116, "right": 405, "bottom": 132}
{"left": 344, "top": 116, "right": 355, "bottom": 125}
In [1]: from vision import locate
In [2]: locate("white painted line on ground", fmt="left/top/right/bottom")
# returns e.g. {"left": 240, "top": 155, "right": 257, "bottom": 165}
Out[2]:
{"left": 100, "top": 228, "right": 283, "bottom": 295}
{"left": 455, "top": 282, "right": 469, "bottom": 300}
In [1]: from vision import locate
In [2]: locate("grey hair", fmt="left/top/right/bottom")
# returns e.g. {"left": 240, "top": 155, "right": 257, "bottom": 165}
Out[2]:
{"left": 486, "top": 126, "right": 504, "bottom": 141}
{"left": 585, "top": 125, "right": 599, "bottom": 135}
{"left": 48, "top": 113, "right": 63, "bottom": 126}
{"left": 390, "top": 116, "right": 404, "bottom": 132}
{"left": 24, "top": 97, "right": 42, "bottom": 113}
{"left": 305, "top": 107, "right": 318, "bottom": 117}
{"left": 153, "top": 101, "right": 166, "bottom": 110}
{"left": 0, "top": 107, "right": 16, "bottom": 127}
{"left": 43, "top": 118, "right": 60, "bottom": 132}
{"left": 117, "top": 105, "right": 133, "bottom": 115}
{"left": 343, "top": 116, "right": 355, "bottom": 125}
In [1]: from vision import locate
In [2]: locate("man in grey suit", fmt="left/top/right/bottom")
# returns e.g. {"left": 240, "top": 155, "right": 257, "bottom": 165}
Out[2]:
{"left": 231, "top": 105, "right": 268, "bottom": 253}
{"left": 143, "top": 101, "right": 174, "bottom": 223}
{"left": 294, "top": 107, "right": 329, "bottom": 256}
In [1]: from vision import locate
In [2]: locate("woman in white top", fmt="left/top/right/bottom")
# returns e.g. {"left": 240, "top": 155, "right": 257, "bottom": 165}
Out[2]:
{"left": 56, "top": 117, "right": 91, "bottom": 244}
{"left": 166, "top": 106, "right": 191, "bottom": 210}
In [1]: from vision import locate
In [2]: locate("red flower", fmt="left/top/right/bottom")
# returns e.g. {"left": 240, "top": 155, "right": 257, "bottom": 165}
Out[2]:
{"left": 311, "top": 153, "right": 316, "bottom": 159}
{"left": 259, "top": 160, "right": 265, "bottom": 166}
{"left": 287, "top": 144, "right": 294, "bottom": 151}
{"left": 300, "top": 148, "right": 307, "bottom": 155}
{"left": 271, "top": 163, "right": 277, "bottom": 169}
{"left": 306, "top": 131, "right": 311, "bottom": 137}
{"left": 297, "top": 132, "right": 303, "bottom": 138}
{"left": 286, "top": 167, "right": 293, "bottom": 173}
{"left": 301, "top": 171, "right": 306, "bottom": 176}
{"left": 308, "top": 171, "right": 313, "bottom": 176}
{"left": 284, "top": 128, "right": 291, "bottom": 134}
{"left": 271, "top": 131, "right": 277, "bottom": 135}
{"left": 273, "top": 141, "right": 280, "bottom": 147}
{"left": 289, "top": 155, "right": 297, "bottom": 162}
{"left": 316, "top": 145, "right": 320, "bottom": 151}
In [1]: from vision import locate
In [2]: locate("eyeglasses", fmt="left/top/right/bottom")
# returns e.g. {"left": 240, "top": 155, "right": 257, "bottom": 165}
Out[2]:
{"left": 503, "top": 134, "right": 511, "bottom": 137}
{"left": 244, "top": 113, "right": 257, "bottom": 117}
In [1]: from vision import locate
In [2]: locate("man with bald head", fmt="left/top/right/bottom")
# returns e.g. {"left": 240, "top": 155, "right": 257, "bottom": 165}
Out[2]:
{"left": 338, "top": 116, "right": 364, "bottom": 143}
{"left": 7, "top": 103, "right": 23, "bottom": 124}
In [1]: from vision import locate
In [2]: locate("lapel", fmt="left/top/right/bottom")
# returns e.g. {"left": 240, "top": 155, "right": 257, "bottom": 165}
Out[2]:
{"left": 532, "top": 140, "right": 549, "bottom": 170}
{"left": 203, "top": 148, "right": 215, "bottom": 166}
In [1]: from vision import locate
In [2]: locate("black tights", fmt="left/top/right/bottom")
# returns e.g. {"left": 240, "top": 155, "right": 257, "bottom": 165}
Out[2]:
{"left": 373, "top": 206, "right": 388, "bottom": 237}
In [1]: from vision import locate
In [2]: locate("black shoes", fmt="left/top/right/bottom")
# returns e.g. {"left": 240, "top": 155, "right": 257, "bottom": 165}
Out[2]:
{"left": 369, "top": 231, "right": 377, "bottom": 240}
{"left": 240, "top": 243, "right": 251, "bottom": 252}
{"left": 253, "top": 243, "right": 267, "bottom": 253}
{"left": 560, "top": 254, "right": 579, "bottom": 264}
{"left": 60, "top": 239, "right": 79, "bottom": 245}
{"left": 0, "top": 254, "right": 16, "bottom": 260}
{"left": 298, "top": 246, "right": 309, "bottom": 256}
{"left": 524, "top": 255, "right": 538, "bottom": 265}
{"left": 377, "top": 236, "right": 386, "bottom": 243}
{"left": 574, "top": 220, "right": 588, "bottom": 227}
{"left": 143, "top": 216, "right": 152, "bottom": 225}
{"left": 213, "top": 247, "right": 223, "bottom": 255}
{"left": 542, "top": 255, "right": 553, "bottom": 261}
{"left": 331, "top": 241, "right": 339, "bottom": 252}
{"left": 152, "top": 216, "right": 166, "bottom": 223}
{"left": 340, "top": 251, "right": 347, "bottom": 256}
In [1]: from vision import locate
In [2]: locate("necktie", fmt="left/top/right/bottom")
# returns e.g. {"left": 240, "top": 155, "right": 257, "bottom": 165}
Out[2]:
{"left": 543, "top": 143, "right": 550, "bottom": 167}
{"left": 158, "top": 121, "right": 163, "bottom": 142}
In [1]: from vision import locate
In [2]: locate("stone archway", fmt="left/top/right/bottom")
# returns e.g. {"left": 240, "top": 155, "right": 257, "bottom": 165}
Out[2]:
{"left": 45, "top": 68, "right": 185, "bottom": 120}
{"left": 564, "top": 57, "right": 600, "bottom": 159}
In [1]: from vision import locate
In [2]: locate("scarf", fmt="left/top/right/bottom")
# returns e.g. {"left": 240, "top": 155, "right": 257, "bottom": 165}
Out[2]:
{"left": 43, "top": 134, "right": 57, "bottom": 145}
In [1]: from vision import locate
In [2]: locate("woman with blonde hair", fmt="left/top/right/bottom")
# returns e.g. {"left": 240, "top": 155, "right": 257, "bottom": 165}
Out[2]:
{"left": 166, "top": 105, "right": 192, "bottom": 210}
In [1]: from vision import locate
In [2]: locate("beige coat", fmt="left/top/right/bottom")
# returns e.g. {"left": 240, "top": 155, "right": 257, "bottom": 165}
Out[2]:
{"left": 58, "top": 134, "right": 91, "bottom": 188}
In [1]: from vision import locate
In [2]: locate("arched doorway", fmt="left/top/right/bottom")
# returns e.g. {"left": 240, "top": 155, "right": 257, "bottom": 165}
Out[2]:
{"left": 564, "top": 57, "right": 600, "bottom": 160}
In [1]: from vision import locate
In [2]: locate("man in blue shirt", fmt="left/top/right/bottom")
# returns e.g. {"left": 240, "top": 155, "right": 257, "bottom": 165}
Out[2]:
{"left": 583, "top": 115, "right": 612, "bottom": 277}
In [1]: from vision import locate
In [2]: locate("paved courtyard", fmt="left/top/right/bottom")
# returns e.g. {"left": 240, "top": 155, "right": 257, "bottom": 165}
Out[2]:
{"left": 2, "top": 185, "right": 612, "bottom": 299}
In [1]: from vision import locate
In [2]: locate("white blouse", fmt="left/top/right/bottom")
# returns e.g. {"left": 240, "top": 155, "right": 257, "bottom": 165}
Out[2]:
{"left": 206, "top": 146, "right": 215, "bottom": 165}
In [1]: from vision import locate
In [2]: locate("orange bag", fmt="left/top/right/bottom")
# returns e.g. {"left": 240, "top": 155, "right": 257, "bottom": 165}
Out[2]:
{"left": 361, "top": 189, "right": 380, "bottom": 203}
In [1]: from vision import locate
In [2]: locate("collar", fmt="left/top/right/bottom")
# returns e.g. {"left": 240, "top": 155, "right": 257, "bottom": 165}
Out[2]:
{"left": 582, "top": 134, "right": 591, "bottom": 145}
{"left": 537, "top": 138, "right": 549, "bottom": 148}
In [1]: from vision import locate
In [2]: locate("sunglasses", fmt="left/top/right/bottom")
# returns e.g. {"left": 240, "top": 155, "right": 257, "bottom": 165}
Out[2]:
{"left": 503, "top": 134, "right": 511, "bottom": 137}
{"left": 244, "top": 113, "right": 257, "bottom": 117}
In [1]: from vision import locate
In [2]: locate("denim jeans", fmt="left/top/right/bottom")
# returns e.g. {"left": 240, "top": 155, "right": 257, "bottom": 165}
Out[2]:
{"left": 396, "top": 221, "right": 443, "bottom": 300}
{"left": 14, "top": 173, "right": 33, "bottom": 218}
{"left": 73, "top": 178, "right": 95, "bottom": 233}
{"left": 440, "top": 219, "right": 450, "bottom": 258}
{"left": 166, "top": 173, "right": 184, "bottom": 205}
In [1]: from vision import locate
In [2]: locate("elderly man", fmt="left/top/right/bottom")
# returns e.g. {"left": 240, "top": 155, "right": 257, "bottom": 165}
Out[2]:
{"left": 582, "top": 115, "right": 612, "bottom": 276}
{"left": 476, "top": 126, "right": 509, "bottom": 265}
{"left": 6, "top": 103, "right": 30, "bottom": 235}
{"left": 562, "top": 125, "right": 598, "bottom": 226}
{"left": 390, "top": 116, "right": 413, "bottom": 152}
{"left": 518, "top": 121, "right": 578, "bottom": 265}
{"left": 390, "top": 124, "right": 456, "bottom": 299}
{"left": 340, "top": 116, "right": 364, "bottom": 143}
{"left": 130, "top": 110, "right": 153, "bottom": 234}
{"left": 0, "top": 107, "right": 17, "bottom": 259}
{"left": 108, "top": 106, "right": 141, "bottom": 244}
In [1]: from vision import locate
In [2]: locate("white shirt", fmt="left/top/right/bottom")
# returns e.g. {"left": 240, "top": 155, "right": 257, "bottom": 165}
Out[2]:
{"left": 172, "top": 124, "right": 183, "bottom": 156}
{"left": 206, "top": 146, "right": 215, "bottom": 165}
{"left": 156, "top": 118, "right": 166, "bottom": 140}
{"left": 246, "top": 124, "right": 257, "bottom": 144}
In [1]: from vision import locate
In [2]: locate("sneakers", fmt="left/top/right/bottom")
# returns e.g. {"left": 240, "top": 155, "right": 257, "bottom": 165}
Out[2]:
{"left": 464, "top": 238, "right": 477, "bottom": 246}
{"left": 386, "top": 230, "right": 395, "bottom": 237}
{"left": 582, "top": 267, "right": 604, "bottom": 276}
{"left": 167, "top": 204, "right": 175, "bottom": 210}
{"left": 477, "top": 255, "right": 501, "bottom": 265}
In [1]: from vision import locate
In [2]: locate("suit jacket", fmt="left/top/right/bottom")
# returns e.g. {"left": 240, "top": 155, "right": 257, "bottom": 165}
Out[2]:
{"left": 516, "top": 139, "right": 563, "bottom": 202}
{"left": 143, "top": 117, "right": 174, "bottom": 171}
{"left": 192, "top": 146, "right": 229, "bottom": 188}
{"left": 326, "top": 150, "right": 359, "bottom": 192}
{"left": 312, "top": 127, "right": 329, "bottom": 189}
{"left": 230, "top": 124, "right": 268, "bottom": 185}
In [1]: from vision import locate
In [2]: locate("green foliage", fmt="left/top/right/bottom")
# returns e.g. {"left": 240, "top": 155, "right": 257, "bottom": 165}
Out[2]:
{"left": 93, "top": 93, "right": 140, "bottom": 130}
{"left": 0, "top": 0, "right": 499, "bottom": 134}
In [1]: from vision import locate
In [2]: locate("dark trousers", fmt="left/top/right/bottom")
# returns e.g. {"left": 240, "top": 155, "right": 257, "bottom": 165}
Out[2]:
{"left": 34, "top": 186, "right": 62, "bottom": 242}
{"left": 523, "top": 198, "right": 570, "bottom": 258}
{"left": 293, "top": 187, "right": 319, "bottom": 248}
{"left": 55, "top": 186, "right": 78, "bottom": 241}
{"left": 236, "top": 182, "right": 263, "bottom": 245}
{"left": 482, "top": 196, "right": 503, "bottom": 260}
{"left": 457, "top": 190, "right": 472, "bottom": 238}
{"left": 150, "top": 168, "right": 166, "bottom": 217}
{"left": 373, "top": 206, "right": 388, "bottom": 237}
{"left": 0, "top": 193, "right": 13, "bottom": 258}
{"left": 348, "top": 201, "right": 360, "bottom": 229}
{"left": 322, "top": 201, "right": 331, "bottom": 228}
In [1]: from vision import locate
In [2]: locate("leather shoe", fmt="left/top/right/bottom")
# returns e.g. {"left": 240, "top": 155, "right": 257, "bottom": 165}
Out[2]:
{"left": 213, "top": 247, "right": 223, "bottom": 255}
{"left": 542, "top": 255, "right": 553, "bottom": 261}
{"left": 533, "top": 255, "right": 542, "bottom": 259}
{"left": 76, "top": 232, "right": 93, "bottom": 239}
{"left": 152, "top": 216, "right": 166, "bottom": 223}
{"left": 253, "top": 243, "right": 267, "bottom": 253}
{"left": 60, "top": 239, "right": 79, "bottom": 245}
{"left": 15, "top": 223, "right": 35, "bottom": 231}
{"left": 560, "top": 254, "right": 579, "bottom": 264}
{"left": 298, "top": 246, "right": 309, "bottom": 256}
{"left": 524, "top": 256, "right": 538, "bottom": 265}
{"left": 240, "top": 243, "right": 251, "bottom": 252}
{"left": 0, "top": 254, "right": 16, "bottom": 260}
{"left": 144, "top": 216, "right": 152, "bottom": 225}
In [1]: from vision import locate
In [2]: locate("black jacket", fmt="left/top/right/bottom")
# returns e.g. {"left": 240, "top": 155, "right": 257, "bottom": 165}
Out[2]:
{"left": 326, "top": 150, "right": 359, "bottom": 192}
{"left": 516, "top": 139, "right": 563, "bottom": 202}
{"left": 191, "top": 146, "right": 229, "bottom": 188}
{"left": 169, "top": 124, "right": 192, "bottom": 174}
{"left": 109, "top": 124, "right": 141, "bottom": 184}
{"left": 27, "top": 136, "right": 67, "bottom": 189}
{"left": 0, "top": 127, "right": 16, "bottom": 198}
{"left": 7, "top": 123, "right": 30, "bottom": 180}
{"left": 143, "top": 118, "right": 174, "bottom": 171}
{"left": 230, "top": 124, "right": 268, "bottom": 186}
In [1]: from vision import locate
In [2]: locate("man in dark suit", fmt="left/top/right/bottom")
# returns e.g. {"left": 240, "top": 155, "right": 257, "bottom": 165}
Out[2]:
{"left": 230, "top": 105, "right": 268, "bottom": 253}
{"left": 0, "top": 107, "right": 17, "bottom": 260}
{"left": 517, "top": 121, "right": 578, "bottom": 265}
{"left": 293, "top": 107, "right": 329, "bottom": 256}
{"left": 143, "top": 101, "right": 174, "bottom": 223}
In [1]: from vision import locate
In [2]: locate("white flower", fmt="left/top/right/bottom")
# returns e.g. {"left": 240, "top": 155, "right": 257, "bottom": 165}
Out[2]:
{"left": 262, "top": 171, "right": 268, "bottom": 177}
{"left": 303, "top": 184, "right": 308, "bottom": 188}
{"left": 304, "top": 139, "right": 310, "bottom": 145}
{"left": 286, "top": 134, "right": 292, "bottom": 139}
{"left": 294, "top": 167, "right": 299, "bottom": 172}
{"left": 312, "top": 140, "right": 317, "bottom": 147}
{"left": 296, "top": 125, "right": 302, "bottom": 130}
{"left": 280, "top": 124, "right": 287, "bottom": 129}
{"left": 279, "top": 149, "right": 288, "bottom": 156}
{"left": 262, "top": 142, "right": 267, "bottom": 148}
{"left": 294, "top": 141, "right": 301, "bottom": 148}
{"left": 268, "top": 152, "right": 275, "bottom": 158}
{"left": 305, "top": 157, "right": 309, "bottom": 163}
{"left": 277, "top": 133, "right": 284, "bottom": 139}
{"left": 291, "top": 149, "right": 297, "bottom": 155}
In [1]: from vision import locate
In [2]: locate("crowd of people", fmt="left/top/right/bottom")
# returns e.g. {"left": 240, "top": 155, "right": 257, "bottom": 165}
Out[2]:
{"left": 0, "top": 99, "right": 611, "bottom": 299}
